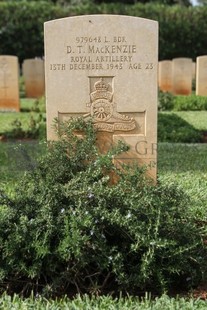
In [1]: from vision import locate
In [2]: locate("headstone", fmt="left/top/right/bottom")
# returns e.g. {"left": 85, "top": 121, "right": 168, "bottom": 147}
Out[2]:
{"left": 0, "top": 55, "right": 20, "bottom": 111}
{"left": 44, "top": 15, "right": 158, "bottom": 180}
{"left": 192, "top": 62, "right": 196, "bottom": 80}
{"left": 196, "top": 55, "right": 207, "bottom": 96}
{"left": 172, "top": 58, "right": 192, "bottom": 95}
{"left": 22, "top": 58, "right": 45, "bottom": 98}
{"left": 158, "top": 60, "right": 172, "bottom": 92}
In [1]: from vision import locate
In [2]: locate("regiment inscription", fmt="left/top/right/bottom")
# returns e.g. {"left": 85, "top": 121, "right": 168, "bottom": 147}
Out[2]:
{"left": 44, "top": 15, "right": 158, "bottom": 180}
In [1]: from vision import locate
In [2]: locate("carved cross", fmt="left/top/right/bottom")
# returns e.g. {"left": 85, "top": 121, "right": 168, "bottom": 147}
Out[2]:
{"left": 57, "top": 76, "right": 157, "bottom": 179}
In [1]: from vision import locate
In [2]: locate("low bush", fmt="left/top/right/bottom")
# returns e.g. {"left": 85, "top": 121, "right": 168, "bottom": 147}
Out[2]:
{"left": 173, "top": 95, "right": 207, "bottom": 111}
{"left": 158, "top": 90, "right": 175, "bottom": 111}
{"left": 0, "top": 118, "right": 206, "bottom": 297}
{"left": 158, "top": 91, "right": 207, "bottom": 112}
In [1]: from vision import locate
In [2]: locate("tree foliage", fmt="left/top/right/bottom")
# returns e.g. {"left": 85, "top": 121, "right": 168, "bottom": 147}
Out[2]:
{"left": 0, "top": 2, "right": 206, "bottom": 63}
{"left": 197, "top": 0, "right": 207, "bottom": 5}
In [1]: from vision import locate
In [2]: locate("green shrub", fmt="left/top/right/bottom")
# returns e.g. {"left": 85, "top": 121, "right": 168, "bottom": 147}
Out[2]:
{"left": 32, "top": 96, "right": 46, "bottom": 113}
{"left": 19, "top": 76, "right": 26, "bottom": 98}
{"left": 158, "top": 113, "right": 203, "bottom": 143}
{"left": 0, "top": 118, "right": 206, "bottom": 297}
{"left": 174, "top": 95, "right": 207, "bottom": 111}
{"left": 158, "top": 90, "right": 175, "bottom": 111}
{"left": 158, "top": 92, "right": 207, "bottom": 112}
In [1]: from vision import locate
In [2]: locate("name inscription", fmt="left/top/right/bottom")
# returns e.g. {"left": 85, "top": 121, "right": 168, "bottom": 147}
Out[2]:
{"left": 49, "top": 35, "right": 155, "bottom": 72}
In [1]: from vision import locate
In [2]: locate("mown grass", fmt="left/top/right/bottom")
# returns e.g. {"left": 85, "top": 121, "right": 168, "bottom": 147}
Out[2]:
{"left": 20, "top": 98, "right": 37, "bottom": 111}
{"left": 0, "top": 112, "right": 35, "bottom": 134}
{"left": 161, "top": 111, "right": 207, "bottom": 131}
{"left": 0, "top": 293, "right": 207, "bottom": 310}
{"left": 0, "top": 98, "right": 45, "bottom": 135}
{"left": 158, "top": 143, "right": 207, "bottom": 219}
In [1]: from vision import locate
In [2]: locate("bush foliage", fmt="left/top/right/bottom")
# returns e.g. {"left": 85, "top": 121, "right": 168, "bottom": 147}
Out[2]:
{"left": 159, "top": 91, "right": 207, "bottom": 112}
{"left": 173, "top": 95, "right": 207, "bottom": 111}
{"left": 0, "top": 118, "right": 206, "bottom": 297}
{"left": 158, "top": 90, "right": 175, "bottom": 111}
{"left": 0, "top": 2, "right": 207, "bottom": 62}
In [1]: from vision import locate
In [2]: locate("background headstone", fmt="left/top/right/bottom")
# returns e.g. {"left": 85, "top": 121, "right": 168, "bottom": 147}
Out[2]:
{"left": 0, "top": 55, "right": 20, "bottom": 111}
{"left": 172, "top": 58, "right": 192, "bottom": 95}
{"left": 196, "top": 55, "right": 207, "bottom": 96}
{"left": 158, "top": 60, "right": 172, "bottom": 92}
{"left": 22, "top": 58, "right": 45, "bottom": 98}
{"left": 192, "top": 61, "right": 196, "bottom": 80}
{"left": 44, "top": 15, "right": 158, "bottom": 180}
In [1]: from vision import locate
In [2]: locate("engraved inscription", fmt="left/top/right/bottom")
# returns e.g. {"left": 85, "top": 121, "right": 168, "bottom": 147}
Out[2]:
{"left": 87, "top": 44, "right": 136, "bottom": 54}
{"left": 50, "top": 64, "right": 66, "bottom": 70}
{"left": 49, "top": 35, "right": 155, "bottom": 72}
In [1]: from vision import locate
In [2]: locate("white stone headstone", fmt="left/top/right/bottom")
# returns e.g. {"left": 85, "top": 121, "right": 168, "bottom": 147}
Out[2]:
{"left": 196, "top": 55, "right": 207, "bottom": 96}
{"left": 44, "top": 15, "right": 158, "bottom": 180}
{"left": 22, "top": 58, "right": 45, "bottom": 98}
{"left": 172, "top": 58, "right": 192, "bottom": 95}
{"left": 0, "top": 55, "right": 20, "bottom": 111}
{"left": 158, "top": 60, "right": 172, "bottom": 92}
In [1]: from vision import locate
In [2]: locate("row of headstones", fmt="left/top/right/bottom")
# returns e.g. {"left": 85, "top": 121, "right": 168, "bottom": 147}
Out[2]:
{"left": 159, "top": 57, "right": 207, "bottom": 96}
{"left": 0, "top": 55, "right": 45, "bottom": 112}
{"left": 1, "top": 55, "right": 207, "bottom": 113}
{"left": 3, "top": 16, "right": 200, "bottom": 183}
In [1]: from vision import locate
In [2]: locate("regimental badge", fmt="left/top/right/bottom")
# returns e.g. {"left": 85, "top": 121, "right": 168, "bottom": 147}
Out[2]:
{"left": 84, "top": 77, "right": 136, "bottom": 132}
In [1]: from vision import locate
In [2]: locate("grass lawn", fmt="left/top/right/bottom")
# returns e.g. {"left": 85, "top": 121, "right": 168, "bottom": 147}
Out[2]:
{"left": 161, "top": 111, "right": 207, "bottom": 131}
{"left": 158, "top": 143, "right": 207, "bottom": 219}
{"left": 0, "top": 98, "right": 45, "bottom": 135}
{"left": 0, "top": 112, "right": 36, "bottom": 134}
{"left": 0, "top": 293, "right": 207, "bottom": 309}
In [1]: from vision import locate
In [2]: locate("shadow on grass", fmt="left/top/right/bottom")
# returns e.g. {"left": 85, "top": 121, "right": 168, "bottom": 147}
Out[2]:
{"left": 0, "top": 141, "right": 46, "bottom": 182}
{"left": 158, "top": 113, "right": 203, "bottom": 143}
{"left": 158, "top": 142, "right": 207, "bottom": 173}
